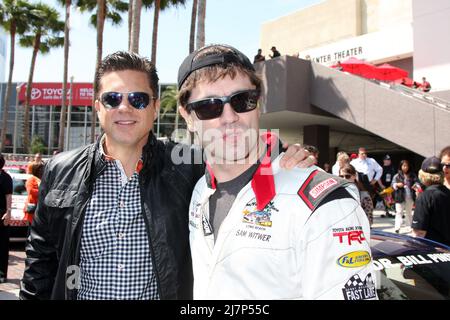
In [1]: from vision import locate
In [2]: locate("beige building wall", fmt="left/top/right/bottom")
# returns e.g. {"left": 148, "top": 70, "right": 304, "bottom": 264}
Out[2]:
{"left": 261, "top": 0, "right": 412, "bottom": 57}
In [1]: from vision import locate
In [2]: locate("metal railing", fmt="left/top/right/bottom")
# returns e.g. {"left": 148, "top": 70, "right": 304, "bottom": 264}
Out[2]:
{"left": 391, "top": 85, "right": 450, "bottom": 111}
{"left": 368, "top": 78, "right": 450, "bottom": 111}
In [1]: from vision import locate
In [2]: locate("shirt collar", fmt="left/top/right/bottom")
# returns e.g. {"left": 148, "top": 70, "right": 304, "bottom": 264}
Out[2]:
{"left": 205, "top": 131, "right": 277, "bottom": 211}
{"left": 99, "top": 134, "right": 144, "bottom": 174}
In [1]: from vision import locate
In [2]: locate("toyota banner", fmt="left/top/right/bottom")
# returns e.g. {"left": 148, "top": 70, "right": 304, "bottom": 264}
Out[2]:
{"left": 18, "top": 83, "right": 94, "bottom": 106}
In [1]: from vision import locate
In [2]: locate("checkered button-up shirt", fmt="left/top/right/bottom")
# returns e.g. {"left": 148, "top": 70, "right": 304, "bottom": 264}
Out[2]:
{"left": 77, "top": 140, "right": 159, "bottom": 300}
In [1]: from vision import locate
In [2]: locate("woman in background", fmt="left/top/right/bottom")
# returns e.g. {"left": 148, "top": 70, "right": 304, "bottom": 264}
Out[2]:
{"left": 339, "top": 164, "right": 373, "bottom": 227}
{"left": 24, "top": 162, "right": 44, "bottom": 226}
{"left": 392, "top": 160, "right": 418, "bottom": 233}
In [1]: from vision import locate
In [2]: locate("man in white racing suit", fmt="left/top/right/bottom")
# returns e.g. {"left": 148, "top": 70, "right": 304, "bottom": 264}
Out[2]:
{"left": 178, "top": 44, "right": 378, "bottom": 300}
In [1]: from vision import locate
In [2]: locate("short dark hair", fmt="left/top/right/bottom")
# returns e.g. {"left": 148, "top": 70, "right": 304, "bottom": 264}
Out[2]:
{"left": 0, "top": 154, "right": 4, "bottom": 170}
{"left": 439, "top": 145, "right": 450, "bottom": 160}
{"left": 94, "top": 51, "right": 159, "bottom": 99}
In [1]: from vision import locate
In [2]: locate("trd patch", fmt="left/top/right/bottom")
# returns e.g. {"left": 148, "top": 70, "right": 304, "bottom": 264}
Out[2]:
{"left": 342, "top": 273, "right": 377, "bottom": 300}
{"left": 297, "top": 170, "right": 342, "bottom": 211}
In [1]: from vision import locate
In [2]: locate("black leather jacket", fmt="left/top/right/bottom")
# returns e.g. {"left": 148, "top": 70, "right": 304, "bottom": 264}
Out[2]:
{"left": 20, "top": 133, "right": 203, "bottom": 300}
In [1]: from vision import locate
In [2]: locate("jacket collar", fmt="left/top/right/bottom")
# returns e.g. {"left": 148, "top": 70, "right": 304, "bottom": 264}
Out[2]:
{"left": 205, "top": 132, "right": 277, "bottom": 211}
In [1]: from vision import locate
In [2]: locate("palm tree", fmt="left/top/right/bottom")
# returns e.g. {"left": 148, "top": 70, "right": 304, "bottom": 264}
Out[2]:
{"left": 160, "top": 85, "right": 180, "bottom": 138}
{"left": 77, "top": 0, "right": 128, "bottom": 143}
{"left": 57, "top": 0, "right": 72, "bottom": 152}
{"left": 189, "top": 0, "right": 197, "bottom": 53}
{"left": 127, "top": 0, "right": 133, "bottom": 50}
{"left": 0, "top": 0, "right": 33, "bottom": 152}
{"left": 195, "top": 0, "right": 205, "bottom": 49}
{"left": 20, "top": 3, "right": 65, "bottom": 153}
{"left": 129, "top": 0, "right": 142, "bottom": 53}
{"left": 151, "top": 0, "right": 186, "bottom": 65}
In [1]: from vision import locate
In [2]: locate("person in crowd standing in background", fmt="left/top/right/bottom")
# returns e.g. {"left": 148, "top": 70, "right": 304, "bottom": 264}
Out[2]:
{"left": 339, "top": 164, "right": 374, "bottom": 227}
{"left": 379, "top": 154, "right": 396, "bottom": 218}
{"left": 350, "top": 147, "right": 383, "bottom": 200}
{"left": 26, "top": 153, "right": 44, "bottom": 174}
{"left": 253, "top": 49, "right": 265, "bottom": 63}
{"left": 0, "top": 154, "right": 13, "bottom": 283}
{"left": 269, "top": 46, "right": 281, "bottom": 58}
{"left": 440, "top": 146, "right": 450, "bottom": 190}
{"left": 412, "top": 156, "right": 450, "bottom": 246}
{"left": 332, "top": 151, "right": 350, "bottom": 176}
{"left": 392, "top": 160, "right": 419, "bottom": 233}
{"left": 23, "top": 162, "right": 45, "bottom": 227}
{"left": 421, "top": 77, "right": 431, "bottom": 92}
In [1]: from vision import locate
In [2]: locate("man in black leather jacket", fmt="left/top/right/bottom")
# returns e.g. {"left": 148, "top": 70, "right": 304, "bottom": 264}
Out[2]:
{"left": 20, "top": 51, "right": 205, "bottom": 300}
{"left": 20, "top": 51, "right": 310, "bottom": 300}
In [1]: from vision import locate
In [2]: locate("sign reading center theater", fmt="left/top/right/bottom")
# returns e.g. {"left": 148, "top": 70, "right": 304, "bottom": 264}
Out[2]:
{"left": 18, "top": 83, "right": 94, "bottom": 106}
{"left": 307, "top": 46, "right": 364, "bottom": 64}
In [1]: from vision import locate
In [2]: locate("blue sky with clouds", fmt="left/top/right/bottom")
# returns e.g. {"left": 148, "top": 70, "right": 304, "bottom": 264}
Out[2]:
{"left": 9, "top": 0, "right": 320, "bottom": 84}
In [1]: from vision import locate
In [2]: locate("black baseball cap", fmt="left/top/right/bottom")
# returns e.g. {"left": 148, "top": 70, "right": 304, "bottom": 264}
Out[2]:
{"left": 177, "top": 44, "right": 255, "bottom": 90}
{"left": 383, "top": 154, "right": 391, "bottom": 160}
{"left": 421, "top": 156, "right": 442, "bottom": 174}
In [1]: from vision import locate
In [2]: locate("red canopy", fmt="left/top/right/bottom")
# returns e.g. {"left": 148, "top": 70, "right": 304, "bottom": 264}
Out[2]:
{"left": 339, "top": 57, "right": 378, "bottom": 78}
{"left": 373, "top": 63, "right": 409, "bottom": 81}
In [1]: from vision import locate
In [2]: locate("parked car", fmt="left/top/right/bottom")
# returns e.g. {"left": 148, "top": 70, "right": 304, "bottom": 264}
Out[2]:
{"left": 372, "top": 230, "right": 450, "bottom": 300}
{"left": 7, "top": 172, "right": 31, "bottom": 240}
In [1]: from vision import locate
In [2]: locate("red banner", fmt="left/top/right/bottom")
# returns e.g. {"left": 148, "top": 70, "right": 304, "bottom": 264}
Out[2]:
{"left": 18, "top": 82, "right": 94, "bottom": 106}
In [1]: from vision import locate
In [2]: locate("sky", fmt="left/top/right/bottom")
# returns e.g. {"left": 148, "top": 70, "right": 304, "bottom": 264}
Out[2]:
{"left": 7, "top": 0, "right": 321, "bottom": 85}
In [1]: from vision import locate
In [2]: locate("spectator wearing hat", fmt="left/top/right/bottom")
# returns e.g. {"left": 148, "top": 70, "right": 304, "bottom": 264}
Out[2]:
{"left": 392, "top": 160, "right": 418, "bottom": 233}
{"left": 411, "top": 156, "right": 450, "bottom": 246}
{"left": 379, "top": 154, "right": 396, "bottom": 217}
{"left": 269, "top": 46, "right": 281, "bottom": 59}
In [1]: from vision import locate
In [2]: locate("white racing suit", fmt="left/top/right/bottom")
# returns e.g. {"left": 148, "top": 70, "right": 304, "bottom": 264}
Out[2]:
{"left": 188, "top": 153, "right": 378, "bottom": 300}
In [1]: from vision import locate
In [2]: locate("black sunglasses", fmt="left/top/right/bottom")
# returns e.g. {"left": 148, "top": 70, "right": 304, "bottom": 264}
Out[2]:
{"left": 339, "top": 174, "right": 353, "bottom": 179}
{"left": 186, "top": 89, "right": 260, "bottom": 120}
{"left": 100, "top": 91, "right": 153, "bottom": 110}
{"left": 442, "top": 162, "right": 450, "bottom": 169}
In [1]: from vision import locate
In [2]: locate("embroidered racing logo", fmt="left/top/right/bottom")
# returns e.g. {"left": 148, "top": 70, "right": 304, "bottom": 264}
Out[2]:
{"left": 342, "top": 273, "right": 377, "bottom": 300}
{"left": 189, "top": 202, "right": 202, "bottom": 229}
{"left": 337, "top": 251, "right": 371, "bottom": 268}
{"left": 332, "top": 226, "right": 366, "bottom": 245}
{"left": 242, "top": 199, "right": 278, "bottom": 228}
{"left": 309, "top": 178, "right": 338, "bottom": 199}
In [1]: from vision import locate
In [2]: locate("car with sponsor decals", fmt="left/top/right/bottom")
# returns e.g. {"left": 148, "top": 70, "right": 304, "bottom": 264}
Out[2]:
{"left": 371, "top": 230, "right": 450, "bottom": 300}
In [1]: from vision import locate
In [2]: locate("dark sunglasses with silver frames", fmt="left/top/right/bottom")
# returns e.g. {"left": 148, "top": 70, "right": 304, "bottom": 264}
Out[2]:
{"left": 186, "top": 89, "right": 260, "bottom": 120}
{"left": 100, "top": 91, "right": 154, "bottom": 110}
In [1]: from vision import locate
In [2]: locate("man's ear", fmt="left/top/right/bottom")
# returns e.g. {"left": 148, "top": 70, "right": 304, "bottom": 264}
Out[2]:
{"left": 153, "top": 99, "right": 160, "bottom": 121}
{"left": 179, "top": 106, "right": 195, "bottom": 132}
{"left": 95, "top": 99, "right": 101, "bottom": 113}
